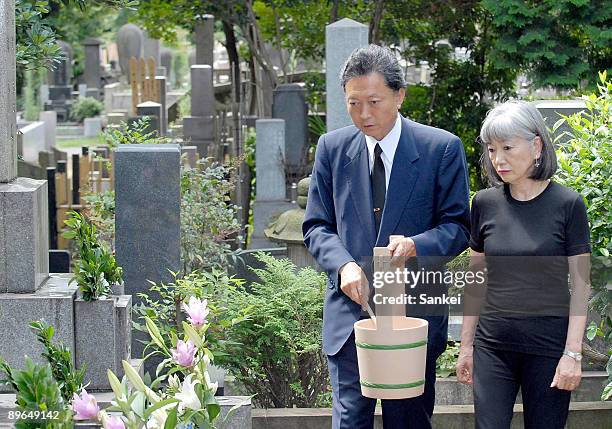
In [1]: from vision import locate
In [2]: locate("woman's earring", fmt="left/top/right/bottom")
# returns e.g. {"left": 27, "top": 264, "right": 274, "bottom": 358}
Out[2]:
{"left": 534, "top": 157, "right": 541, "bottom": 168}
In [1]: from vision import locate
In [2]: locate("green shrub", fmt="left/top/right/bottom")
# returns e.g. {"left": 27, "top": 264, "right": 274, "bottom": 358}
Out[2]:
{"left": 554, "top": 71, "right": 612, "bottom": 400}
{"left": 436, "top": 340, "right": 460, "bottom": 378}
{"left": 220, "top": 253, "right": 329, "bottom": 408}
{"left": 29, "top": 320, "right": 86, "bottom": 402}
{"left": 180, "top": 158, "right": 241, "bottom": 274}
{"left": 70, "top": 97, "right": 103, "bottom": 123}
{"left": 63, "top": 211, "right": 123, "bottom": 300}
{"left": 101, "top": 117, "right": 167, "bottom": 148}
{"left": 0, "top": 357, "right": 71, "bottom": 429}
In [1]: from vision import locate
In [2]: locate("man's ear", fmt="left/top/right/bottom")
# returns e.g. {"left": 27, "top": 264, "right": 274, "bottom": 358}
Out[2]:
{"left": 396, "top": 88, "right": 406, "bottom": 109}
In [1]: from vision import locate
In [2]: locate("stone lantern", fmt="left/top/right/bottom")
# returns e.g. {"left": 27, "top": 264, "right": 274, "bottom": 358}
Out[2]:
{"left": 264, "top": 177, "right": 318, "bottom": 269}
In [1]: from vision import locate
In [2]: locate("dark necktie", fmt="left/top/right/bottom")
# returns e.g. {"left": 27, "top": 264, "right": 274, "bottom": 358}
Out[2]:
{"left": 371, "top": 143, "right": 386, "bottom": 234}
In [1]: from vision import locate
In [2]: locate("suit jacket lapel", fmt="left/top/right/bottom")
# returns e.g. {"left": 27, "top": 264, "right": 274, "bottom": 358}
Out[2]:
{"left": 376, "top": 117, "right": 420, "bottom": 246}
{"left": 345, "top": 134, "right": 377, "bottom": 248}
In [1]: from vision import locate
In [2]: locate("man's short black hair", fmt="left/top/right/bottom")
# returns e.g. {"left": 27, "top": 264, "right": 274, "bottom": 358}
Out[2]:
{"left": 340, "top": 44, "right": 406, "bottom": 92}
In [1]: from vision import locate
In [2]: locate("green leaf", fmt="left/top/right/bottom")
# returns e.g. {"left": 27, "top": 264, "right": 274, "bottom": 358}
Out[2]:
{"left": 163, "top": 405, "right": 178, "bottom": 429}
{"left": 602, "top": 381, "right": 612, "bottom": 401}
{"left": 143, "top": 397, "right": 179, "bottom": 419}
{"left": 182, "top": 321, "right": 203, "bottom": 348}
{"left": 145, "top": 317, "right": 169, "bottom": 353}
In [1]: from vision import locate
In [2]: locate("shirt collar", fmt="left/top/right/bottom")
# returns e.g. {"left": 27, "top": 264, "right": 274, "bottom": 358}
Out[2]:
{"left": 365, "top": 113, "right": 402, "bottom": 161}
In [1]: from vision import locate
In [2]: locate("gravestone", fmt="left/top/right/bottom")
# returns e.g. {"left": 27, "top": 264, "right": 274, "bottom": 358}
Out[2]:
{"left": 78, "top": 83, "right": 87, "bottom": 99}
{"left": 47, "top": 40, "right": 73, "bottom": 87}
{"left": 114, "top": 144, "right": 181, "bottom": 366}
{"left": 136, "top": 101, "right": 162, "bottom": 135}
{"left": 181, "top": 145, "right": 198, "bottom": 168}
{"left": 325, "top": 18, "right": 368, "bottom": 132}
{"left": 117, "top": 23, "right": 144, "bottom": 80}
{"left": 160, "top": 47, "right": 173, "bottom": 81}
{"left": 0, "top": 0, "right": 71, "bottom": 379}
{"left": 194, "top": 15, "right": 214, "bottom": 66}
{"left": 84, "top": 117, "right": 102, "bottom": 137}
{"left": 183, "top": 65, "right": 215, "bottom": 156}
{"left": 39, "top": 84, "right": 49, "bottom": 107}
{"left": 107, "top": 111, "right": 127, "bottom": 125}
{"left": 143, "top": 32, "right": 160, "bottom": 64}
{"left": 155, "top": 76, "right": 167, "bottom": 136}
{"left": 45, "top": 40, "right": 74, "bottom": 121}
{"left": 104, "top": 82, "right": 121, "bottom": 113}
{"left": 83, "top": 38, "right": 102, "bottom": 92}
{"left": 272, "top": 84, "right": 309, "bottom": 183}
{"left": 38, "top": 111, "right": 56, "bottom": 150}
{"left": 533, "top": 100, "right": 587, "bottom": 145}
{"left": 250, "top": 119, "right": 295, "bottom": 249}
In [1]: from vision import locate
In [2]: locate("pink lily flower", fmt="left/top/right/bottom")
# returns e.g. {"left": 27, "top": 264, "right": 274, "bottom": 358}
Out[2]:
{"left": 105, "top": 415, "right": 126, "bottom": 429}
{"left": 182, "top": 296, "right": 210, "bottom": 328}
{"left": 72, "top": 388, "right": 100, "bottom": 420}
{"left": 171, "top": 339, "right": 197, "bottom": 367}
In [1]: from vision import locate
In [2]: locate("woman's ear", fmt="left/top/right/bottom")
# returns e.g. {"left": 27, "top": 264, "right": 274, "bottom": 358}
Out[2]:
{"left": 533, "top": 135, "right": 543, "bottom": 158}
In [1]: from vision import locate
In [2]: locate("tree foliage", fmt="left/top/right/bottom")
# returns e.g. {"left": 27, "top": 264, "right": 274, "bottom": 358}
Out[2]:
{"left": 15, "top": 0, "right": 136, "bottom": 72}
{"left": 483, "top": 0, "right": 612, "bottom": 89}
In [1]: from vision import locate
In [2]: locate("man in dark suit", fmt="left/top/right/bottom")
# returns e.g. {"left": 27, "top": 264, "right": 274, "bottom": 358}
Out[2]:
{"left": 303, "top": 45, "right": 470, "bottom": 428}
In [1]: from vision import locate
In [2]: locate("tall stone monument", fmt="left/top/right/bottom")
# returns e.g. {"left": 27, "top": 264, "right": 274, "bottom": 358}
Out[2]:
{"left": 117, "top": 23, "right": 144, "bottom": 81}
{"left": 143, "top": 31, "right": 160, "bottom": 64}
{"left": 1, "top": 5, "right": 135, "bottom": 390}
{"left": 83, "top": 38, "right": 102, "bottom": 98}
{"left": 0, "top": 0, "right": 71, "bottom": 377}
{"left": 160, "top": 47, "right": 173, "bottom": 80}
{"left": 272, "top": 84, "right": 309, "bottom": 183}
{"left": 325, "top": 18, "right": 368, "bottom": 132}
{"left": 194, "top": 15, "right": 214, "bottom": 66}
{"left": 115, "top": 144, "right": 181, "bottom": 366}
{"left": 250, "top": 119, "right": 296, "bottom": 249}
{"left": 183, "top": 65, "right": 215, "bottom": 156}
{"left": 45, "top": 40, "right": 74, "bottom": 121}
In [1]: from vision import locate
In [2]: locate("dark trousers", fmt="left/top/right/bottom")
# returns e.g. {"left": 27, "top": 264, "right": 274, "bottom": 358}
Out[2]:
{"left": 328, "top": 316, "right": 448, "bottom": 429}
{"left": 473, "top": 344, "right": 571, "bottom": 429}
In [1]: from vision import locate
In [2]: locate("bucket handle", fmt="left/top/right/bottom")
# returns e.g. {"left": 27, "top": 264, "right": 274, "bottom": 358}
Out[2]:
{"left": 369, "top": 235, "right": 407, "bottom": 331}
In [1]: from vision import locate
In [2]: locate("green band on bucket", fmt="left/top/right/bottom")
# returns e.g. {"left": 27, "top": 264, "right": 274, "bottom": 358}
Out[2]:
{"left": 360, "top": 380, "right": 426, "bottom": 389}
{"left": 355, "top": 340, "right": 427, "bottom": 350}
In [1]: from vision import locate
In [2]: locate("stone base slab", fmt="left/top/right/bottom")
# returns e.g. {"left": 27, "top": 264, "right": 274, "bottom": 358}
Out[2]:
{"left": 252, "top": 401, "right": 612, "bottom": 429}
{"left": 0, "top": 274, "right": 77, "bottom": 389}
{"left": 74, "top": 295, "right": 132, "bottom": 391}
{"left": 183, "top": 115, "right": 214, "bottom": 142}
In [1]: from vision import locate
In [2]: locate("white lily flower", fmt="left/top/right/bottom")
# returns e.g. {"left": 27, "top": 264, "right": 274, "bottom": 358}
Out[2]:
{"left": 204, "top": 370, "right": 218, "bottom": 395}
{"left": 201, "top": 354, "right": 210, "bottom": 367}
{"left": 168, "top": 374, "right": 180, "bottom": 390}
{"left": 175, "top": 374, "right": 202, "bottom": 413}
{"left": 146, "top": 409, "right": 168, "bottom": 429}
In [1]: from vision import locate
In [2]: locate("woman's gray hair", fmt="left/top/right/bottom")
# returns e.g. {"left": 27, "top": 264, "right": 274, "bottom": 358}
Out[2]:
{"left": 479, "top": 100, "right": 557, "bottom": 185}
{"left": 340, "top": 44, "right": 406, "bottom": 92}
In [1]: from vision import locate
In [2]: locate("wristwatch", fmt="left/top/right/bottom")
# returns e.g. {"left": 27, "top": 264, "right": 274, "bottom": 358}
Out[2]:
{"left": 563, "top": 350, "right": 583, "bottom": 362}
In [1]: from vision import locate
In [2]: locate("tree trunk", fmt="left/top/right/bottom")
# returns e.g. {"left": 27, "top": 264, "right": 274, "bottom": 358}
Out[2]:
{"left": 222, "top": 20, "right": 241, "bottom": 105}
{"left": 241, "top": 0, "right": 277, "bottom": 117}
{"left": 369, "top": 1, "right": 385, "bottom": 44}
{"left": 330, "top": 0, "right": 339, "bottom": 22}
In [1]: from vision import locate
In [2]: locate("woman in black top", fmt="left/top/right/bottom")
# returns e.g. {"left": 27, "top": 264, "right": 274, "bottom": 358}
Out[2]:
{"left": 456, "top": 101, "right": 591, "bottom": 428}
